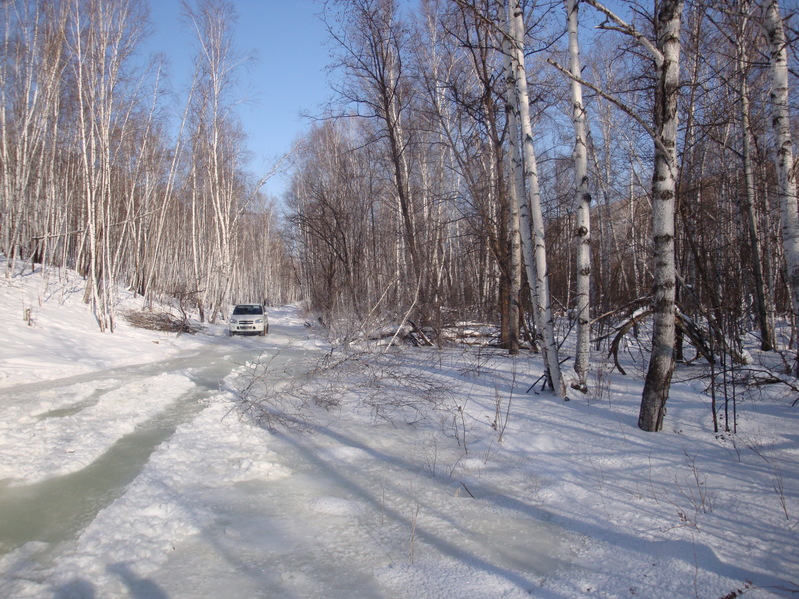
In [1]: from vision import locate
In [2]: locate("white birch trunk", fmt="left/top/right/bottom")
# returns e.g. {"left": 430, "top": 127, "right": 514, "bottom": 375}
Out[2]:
{"left": 508, "top": 150, "right": 522, "bottom": 356}
{"left": 566, "top": 0, "right": 591, "bottom": 391}
{"left": 70, "top": 0, "right": 106, "bottom": 331}
{"left": 764, "top": 0, "right": 799, "bottom": 372}
{"left": 507, "top": 0, "right": 566, "bottom": 398}
{"left": 639, "top": 0, "right": 684, "bottom": 431}
{"left": 503, "top": 36, "right": 543, "bottom": 352}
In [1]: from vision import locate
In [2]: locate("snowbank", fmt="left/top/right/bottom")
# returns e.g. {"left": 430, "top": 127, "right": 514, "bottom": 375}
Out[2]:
{"left": 0, "top": 261, "right": 206, "bottom": 387}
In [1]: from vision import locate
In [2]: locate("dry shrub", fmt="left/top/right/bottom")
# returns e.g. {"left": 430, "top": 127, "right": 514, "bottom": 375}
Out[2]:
{"left": 232, "top": 347, "right": 457, "bottom": 433}
{"left": 122, "top": 309, "right": 201, "bottom": 335}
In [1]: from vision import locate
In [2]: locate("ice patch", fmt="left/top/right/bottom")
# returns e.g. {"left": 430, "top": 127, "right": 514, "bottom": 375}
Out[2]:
{"left": 307, "top": 496, "right": 363, "bottom": 517}
{"left": 317, "top": 445, "right": 371, "bottom": 462}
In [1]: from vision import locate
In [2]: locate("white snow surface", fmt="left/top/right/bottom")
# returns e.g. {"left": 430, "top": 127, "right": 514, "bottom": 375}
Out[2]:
{"left": 0, "top": 261, "right": 797, "bottom": 598}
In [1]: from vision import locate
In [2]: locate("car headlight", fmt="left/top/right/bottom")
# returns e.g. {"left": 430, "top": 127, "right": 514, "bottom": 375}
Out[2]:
{"left": 255, "top": 319, "right": 263, "bottom": 323}
{"left": 230, "top": 319, "right": 238, "bottom": 324}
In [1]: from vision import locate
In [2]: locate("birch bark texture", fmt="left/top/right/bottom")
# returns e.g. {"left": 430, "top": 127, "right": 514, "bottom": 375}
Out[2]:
{"left": 639, "top": 0, "right": 684, "bottom": 432}
{"left": 565, "top": 0, "right": 592, "bottom": 392}
{"left": 506, "top": 0, "right": 566, "bottom": 398}
{"left": 764, "top": 0, "right": 799, "bottom": 372}
{"left": 583, "top": 0, "right": 685, "bottom": 430}
{"left": 503, "top": 35, "right": 542, "bottom": 353}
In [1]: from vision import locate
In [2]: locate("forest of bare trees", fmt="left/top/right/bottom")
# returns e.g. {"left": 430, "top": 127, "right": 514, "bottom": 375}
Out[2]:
{"left": 2, "top": 0, "right": 798, "bottom": 431}
{"left": 0, "top": 0, "right": 296, "bottom": 331}
{"left": 287, "top": 0, "right": 798, "bottom": 430}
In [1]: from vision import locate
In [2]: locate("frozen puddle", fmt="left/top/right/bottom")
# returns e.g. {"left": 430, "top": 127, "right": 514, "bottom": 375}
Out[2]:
{"left": 0, "top": 388, "right": 205, "bottom": 554}
{"left": 0, "top": 374, "right": 198, "bottom": 485}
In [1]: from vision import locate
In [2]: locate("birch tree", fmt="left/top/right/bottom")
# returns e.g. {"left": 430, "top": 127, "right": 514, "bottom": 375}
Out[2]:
{"left": 583, "top": 0, "right": 684, "bottom": 430}
{"left": 432, "top": 0, "right": 519, "bottom": 349}
{"left": 413, "top": 1, "right": 477, "bottom": 338}
{"left": 565, "top": 0, "right": 591, "bottom": 392}
{"left": 638, "top": 0, "right": 684, "bottom": 431}
{"left": 503, "top": 35, "right": 541, "bottom": 354}
{"left": 325, "top": 0, "right": 422, "bottom": 309}
{"left": 183, "top": 0, "right": 252, "bottom": 321}
{"left": 67, "top": 0, "right": 150, "bottom": 331}
{"left": 0, "top": 0, "right": 68, "bottom": 276}
{"left": 506, "top": 0, "right": 566, "bottom": 398}
{"left": 764, "top": 0, "right": 799, "bottom": 372}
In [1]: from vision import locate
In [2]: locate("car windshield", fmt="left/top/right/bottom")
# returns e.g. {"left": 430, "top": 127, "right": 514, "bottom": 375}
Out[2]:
{"left": 232, "top": 305, "right": 263, "bottom": 316}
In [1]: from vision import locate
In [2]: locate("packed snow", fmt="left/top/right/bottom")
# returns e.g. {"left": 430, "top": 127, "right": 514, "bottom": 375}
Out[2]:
{"left": 0, "top": 261, "right": 797, "bottom": 598}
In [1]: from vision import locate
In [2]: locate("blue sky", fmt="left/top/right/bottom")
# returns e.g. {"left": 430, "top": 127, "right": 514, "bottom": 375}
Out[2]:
{"left": 143, "top": 0, "right": 333, "bottom": 199}
{"left": 139, "top": 0, "right": 630, "bottom": 201}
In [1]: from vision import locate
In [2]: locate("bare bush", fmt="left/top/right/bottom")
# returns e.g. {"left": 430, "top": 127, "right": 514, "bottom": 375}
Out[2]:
{"left": 650, "top": 444, "right": 715, "bottom": 532}
{"left": 122, "top": 309, "right": 201, "bottom": 335}
{"left": 305, "top": 349, "right": 457, "bottom": 426}
{"left": 231, "top": 347, "right": 457, "bottom": 433}
{"left": 230, "top": 349, "right": 317, "bottom": 432}
{"left": 588, "top": 362, "right": 613, "bottom": 405}
{"left": 491, "top": 361, "right": 516, "bottom": 443}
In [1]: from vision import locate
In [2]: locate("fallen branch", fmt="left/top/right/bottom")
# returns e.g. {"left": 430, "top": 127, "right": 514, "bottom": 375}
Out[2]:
{"left": 607, "top": 309, "right": 748, "bottom": 375}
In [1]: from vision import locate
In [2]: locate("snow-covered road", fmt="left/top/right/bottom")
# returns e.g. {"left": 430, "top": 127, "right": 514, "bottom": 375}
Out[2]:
{"left": 2, "top": 268, "right": 797, "bottom": 598}
{"left": 1, "top": 308, "right": 573, "bottom": 599}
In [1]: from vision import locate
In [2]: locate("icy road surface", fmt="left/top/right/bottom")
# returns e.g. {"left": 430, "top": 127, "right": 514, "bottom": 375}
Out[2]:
{"left": 0, "top": 308, "right": 573, "bottom": 599}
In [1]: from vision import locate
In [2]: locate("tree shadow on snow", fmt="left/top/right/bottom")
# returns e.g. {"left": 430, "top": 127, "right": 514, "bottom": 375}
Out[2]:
{"left": 107, "top": 563, "right": 169, "bottom": 599}
{"left": 53, "top": 578, "right": 95, "bottom": 599}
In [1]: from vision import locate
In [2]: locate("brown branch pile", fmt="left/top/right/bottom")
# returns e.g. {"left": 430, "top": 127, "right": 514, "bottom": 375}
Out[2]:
{"left": 122, "top": 309, "right": 201, "bottom": 335}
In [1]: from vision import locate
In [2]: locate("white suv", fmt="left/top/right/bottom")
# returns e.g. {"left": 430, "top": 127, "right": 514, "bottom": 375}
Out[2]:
{"left": 228, "top": 304, "right": 268, "bottom": 336}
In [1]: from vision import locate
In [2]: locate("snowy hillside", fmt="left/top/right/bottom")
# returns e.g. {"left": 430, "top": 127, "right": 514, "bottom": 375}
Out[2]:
{"left": 0, "top": 263, "right": 797, "bottom": 598}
